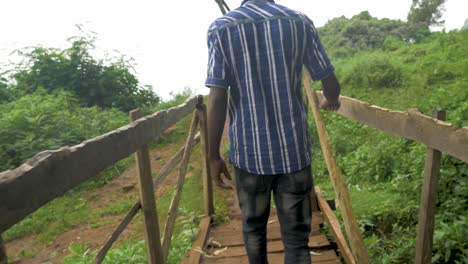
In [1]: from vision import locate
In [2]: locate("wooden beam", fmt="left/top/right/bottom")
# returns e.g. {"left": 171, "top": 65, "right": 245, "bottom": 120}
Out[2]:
{"left": 130, "top": 109, "right": 164, "bottom": 264}
{"left": 315, "top": 92, "right": 468, "bottom": 163}
{"left": 153, "top": 133, "right": 200, "bottom": 189}
{"left": 315, "top": 187, "right": 355, "bottom": 264}
{"left": 93, "top": 202, "right": 141, "bottom": 264}
{"left": 197, "top": 96, "right": 214, "bottom": 217}
{"left": 303, "top": 71, "right": 370, "bottom": 264}
{"left": 0, "top": 236, "right": 7, "bottom": 264}
{"left": 0, "top": 96, "right": 197, "bottom": 234}
{"left": 184, "top": 216, "right": 212, "bottom": 264}
{"left": 415, "top": 111, "right": 445, "bottom": 264}
{"left": 162, "top": 111, "right": 199, "bottom": 258}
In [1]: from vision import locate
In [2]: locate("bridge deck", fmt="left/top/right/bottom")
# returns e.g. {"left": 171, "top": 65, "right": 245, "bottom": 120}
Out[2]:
{"left": 183, "top": 209, "right": 341, "bottom": 264}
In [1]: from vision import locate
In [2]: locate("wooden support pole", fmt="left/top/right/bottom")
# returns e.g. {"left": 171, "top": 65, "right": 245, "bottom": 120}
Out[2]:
{"left": 130, "top": 109, "right": 164, "bottom": 264}
{"left": 303, "top": 71, "right": 370, "bottom": 264}
{"left": 162, "top": 111, "right": 199, "bottom": 258}
{"left": 93, "top": 202, "right": 141, "bottom": 264}
{"left": 316, "top": 188, "right": 355, "bottom": 264}
{"left": 197, "top": 96, "right": 214, "bottom": 217}
{"left": 415, "top": 110, "right": 445, "bottom": 264}
{"left": 0, "top": 236, "right": 7, "bottom": 264}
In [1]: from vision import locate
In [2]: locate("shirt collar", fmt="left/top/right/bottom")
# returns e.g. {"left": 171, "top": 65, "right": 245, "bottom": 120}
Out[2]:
{"left": 241, "top": 0, "right": 275, "bottom": 6}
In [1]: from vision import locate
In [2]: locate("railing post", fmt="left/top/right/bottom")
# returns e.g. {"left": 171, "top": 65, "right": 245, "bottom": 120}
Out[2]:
{"left": 303, "top": 70, "right": 370, "bottom": 264}
{"left": 415, "top": 110, "right": 445, "bottom": 264}
{"left": 130, "top": 109, "right": 164, "bottom": 264}
{"left": 197, "top": 95, "right": 214, "bottom": 217}
{"left": 0, "top": 236, "right": 7, "bottom": 264}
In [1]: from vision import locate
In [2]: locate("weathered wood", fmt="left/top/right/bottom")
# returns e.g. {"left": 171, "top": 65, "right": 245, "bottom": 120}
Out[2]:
{"left": 93, "top": 202, "right": 141, "bottom": 264}
{"left": 316, "top": 187, "right": 355, "bottom": 264}
{"left": 184, "top": 216, "right": 212, "bottom": 264}
{"left": 153, "top": 133, "right": 200, "bottom": 189}
{"left": 0, "top": 96, "right": 198, "bottom": 234}
{"left": 311, "top": 188, "right": 320, "bottom": 212}
{"left": 0, "top": 236, "right": 7, "bottom": 264}
{"left": 303, "top": 71, "right": 370, "bottom": 264}
{"left": 415, "top": 111, "right": 445, "bottom": 264}
{"left": 197, "top": 96, "right": 214, "bottom": 217}
{"left": 203, "top": 250, "right": 340, "bottom": 264}
{"left": 211, "top": 214, "right": 323, "bottom": 246}
{"left": 162, "top": 111, "right": 199, "bottom": 258}
{"left": 315, "top": 92, "right": 468, "bottom": 163}
{"left": 207, "top": 234, "right": 330, "bottom": 258}
{"left": 130, "top": 109, "right": 164, "bottom": 264}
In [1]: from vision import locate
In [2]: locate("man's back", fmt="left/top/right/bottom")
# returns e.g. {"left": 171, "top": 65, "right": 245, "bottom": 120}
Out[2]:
{"left": 206, "top": 0, "right": 334, "bottom": 175}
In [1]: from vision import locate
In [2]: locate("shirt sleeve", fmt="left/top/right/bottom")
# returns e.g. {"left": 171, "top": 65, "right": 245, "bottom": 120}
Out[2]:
{"left": 205, "top": 27, "right": 231, "bottom": 89}
{"left": 304, "top": 19, "right": 335, "bottom": 81}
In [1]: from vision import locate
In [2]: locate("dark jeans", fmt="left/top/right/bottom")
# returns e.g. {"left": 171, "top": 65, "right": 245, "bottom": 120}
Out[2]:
{"left": 234, "top": 166, "right": 313, "bottom": 264}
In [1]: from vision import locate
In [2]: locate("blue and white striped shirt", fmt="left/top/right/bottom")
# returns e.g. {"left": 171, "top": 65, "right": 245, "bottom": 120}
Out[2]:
{"left": 205, "top": 0, "right": 334, "bottom": 175}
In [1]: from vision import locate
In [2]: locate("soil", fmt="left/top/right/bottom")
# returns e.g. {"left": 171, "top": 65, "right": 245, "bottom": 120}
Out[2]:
{"left": 4, "top": 125, "right": 207, "bottom": 264}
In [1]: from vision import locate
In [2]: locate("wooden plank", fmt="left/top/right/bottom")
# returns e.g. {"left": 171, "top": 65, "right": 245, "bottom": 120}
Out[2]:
{"left": 93, "top": 202, "right": 141, "bottom": 264}
{"left": 153, "top": 133, "right": 200, "bottom": 189}
{"left": 197, "top": 96, "right": 214, "bottom": 217}
{"left": 208, "top": 235, "right": 329, "bottom": 258}
{"left": 316, "top": 188, "right": 355, "bottom": 264}
{"left": 0, "top": 236, "right": 7, "bottom": 264}
{"left": 183, "top": 216, "right": 212, "bottom": 264}
{"left": 204, "top": 250, "right": 340, "bottom": 264}
{"left": 415, "top": 111, "right": 445, "bottom": 264}
{"left": 211, "top": 220, "right": 324, "bottom": 247}
{"left": 315, "top": 92, "right": 468, "bottom": 163}
{"left": 0, "top": 96, "right": 198, "bottom": 234}
{"left": 162, "top": 112, "right": 199, "bottom": 258}
{"left": 303, "top": 71, "right": 370, "bottom": 264}
{"left": 130, "top": 109, "right": 164, "bottom": 264}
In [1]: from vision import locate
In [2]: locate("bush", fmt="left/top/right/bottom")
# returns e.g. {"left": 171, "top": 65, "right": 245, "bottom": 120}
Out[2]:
{"left": 0, "top": 89, "right": 127, "bottom": 171}
{"left": 340, "top": 53, "right": 403, "bottom": 88}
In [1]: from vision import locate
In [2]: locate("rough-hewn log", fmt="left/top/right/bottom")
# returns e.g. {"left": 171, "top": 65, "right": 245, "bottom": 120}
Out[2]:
{"left": 303, "top": 71, "right": 370, "bottom": 264}
{"left": 0, "top": 96, "right": 198, "bottom": 234}
{"left": 153, "top": 133, "right": 200, "bottom": 189}
{"left": 415, "top": 111, "right": 445, "bottom": 264}
{"left": 93, "top": 202, "right": 141, "bottom": 264}
{"left": 183, "top": 216, "right": 212, "bottom": 264}
{"left": 315, "top": 92, "right": 468, "bottom": 163}
{"left": 130, "top": 109, "right": 164, "bottom": 264}
{"left": 162, "top": 111, "right": 199, "bottom": 258}
{"left": 316, "top": 187, "right": 355, "bottom": 264}
{"left": 0, "top": 236, "right": 7, "bottom": 264}
{"left": 197, "top": 96, "right": 214, "bottom": 217}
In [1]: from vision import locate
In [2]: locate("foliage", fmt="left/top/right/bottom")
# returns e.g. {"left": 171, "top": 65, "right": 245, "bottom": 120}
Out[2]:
{"left": 312, "top": 26, "right": 468, "bottom": 263}
{"left": 9, "top": 31, "right": 160, "bottom": 111}
{"left": 407, "top": 0, "right": 446, "bottom": 28}
{"left": 0, "top": 88, "right": 127, "bottom": 171}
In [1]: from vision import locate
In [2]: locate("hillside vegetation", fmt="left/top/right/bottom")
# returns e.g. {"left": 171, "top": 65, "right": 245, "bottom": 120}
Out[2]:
{"left": 312, "top": 11, "right": 467, "bottom": 264}
{"left": 1, "top": 2, "right": 467, "bottom": 263}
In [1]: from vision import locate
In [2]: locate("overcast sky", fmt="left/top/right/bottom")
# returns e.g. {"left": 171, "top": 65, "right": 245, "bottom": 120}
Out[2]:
{"left": 1, "top": 0, "right": 466, "bottom": 99}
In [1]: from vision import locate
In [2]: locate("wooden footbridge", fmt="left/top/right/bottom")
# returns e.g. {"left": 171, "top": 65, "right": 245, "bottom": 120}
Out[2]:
{"left": 1, "top": 69, "right": 467, "bottom": 264}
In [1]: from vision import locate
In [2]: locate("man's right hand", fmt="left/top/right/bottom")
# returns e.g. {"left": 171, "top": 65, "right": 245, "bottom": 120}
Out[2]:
{"left": 321, "top": 99, "right": 341, "bottom": 111}
{"left": 209, "top": 158, "right": 233, "bottom": 189}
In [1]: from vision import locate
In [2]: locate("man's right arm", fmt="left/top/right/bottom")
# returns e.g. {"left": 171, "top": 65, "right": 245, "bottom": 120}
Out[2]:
{"left": 321, "top": 73, "right": 341, "bottom": 111}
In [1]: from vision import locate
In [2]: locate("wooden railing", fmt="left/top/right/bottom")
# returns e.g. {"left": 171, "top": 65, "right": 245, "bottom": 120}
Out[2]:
{"left": 303, "top": 71, "right": 468, "bottom": 264}
{"left": 0, "top": 95, "right": 214, "bottom": 264}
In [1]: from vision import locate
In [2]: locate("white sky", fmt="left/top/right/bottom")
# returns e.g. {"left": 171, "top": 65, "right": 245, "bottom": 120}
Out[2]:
{"left": 0, "top": 0, "right": 466, "bottom": 100}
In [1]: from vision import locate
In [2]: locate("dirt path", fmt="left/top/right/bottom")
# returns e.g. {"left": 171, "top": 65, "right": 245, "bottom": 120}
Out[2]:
{"left": 5, "top": 125, "right": 200, "bottom": 264}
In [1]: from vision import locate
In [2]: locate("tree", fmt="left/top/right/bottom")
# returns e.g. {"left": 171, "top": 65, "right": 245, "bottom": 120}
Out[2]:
{"left": 407, "top": 0, "right": 446, "bottom": 28}
{"left": 10, "top": 31, "right": 160, "bottom": 111}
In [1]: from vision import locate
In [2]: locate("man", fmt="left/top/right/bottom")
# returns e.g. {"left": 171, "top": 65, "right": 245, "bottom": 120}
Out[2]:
{"left": 205, "top": 0, "right": 341, "bottom": 263}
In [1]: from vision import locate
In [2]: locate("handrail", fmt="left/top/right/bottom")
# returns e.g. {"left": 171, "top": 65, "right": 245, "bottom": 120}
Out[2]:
{"left": 0, "top": 96, "right": 197, "bottom": 234}
{"left": 315, "top": 92, "right": 468, "bottom": 163}
{"left": 0, "top": 95, "right": 215, "bottom": 264}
